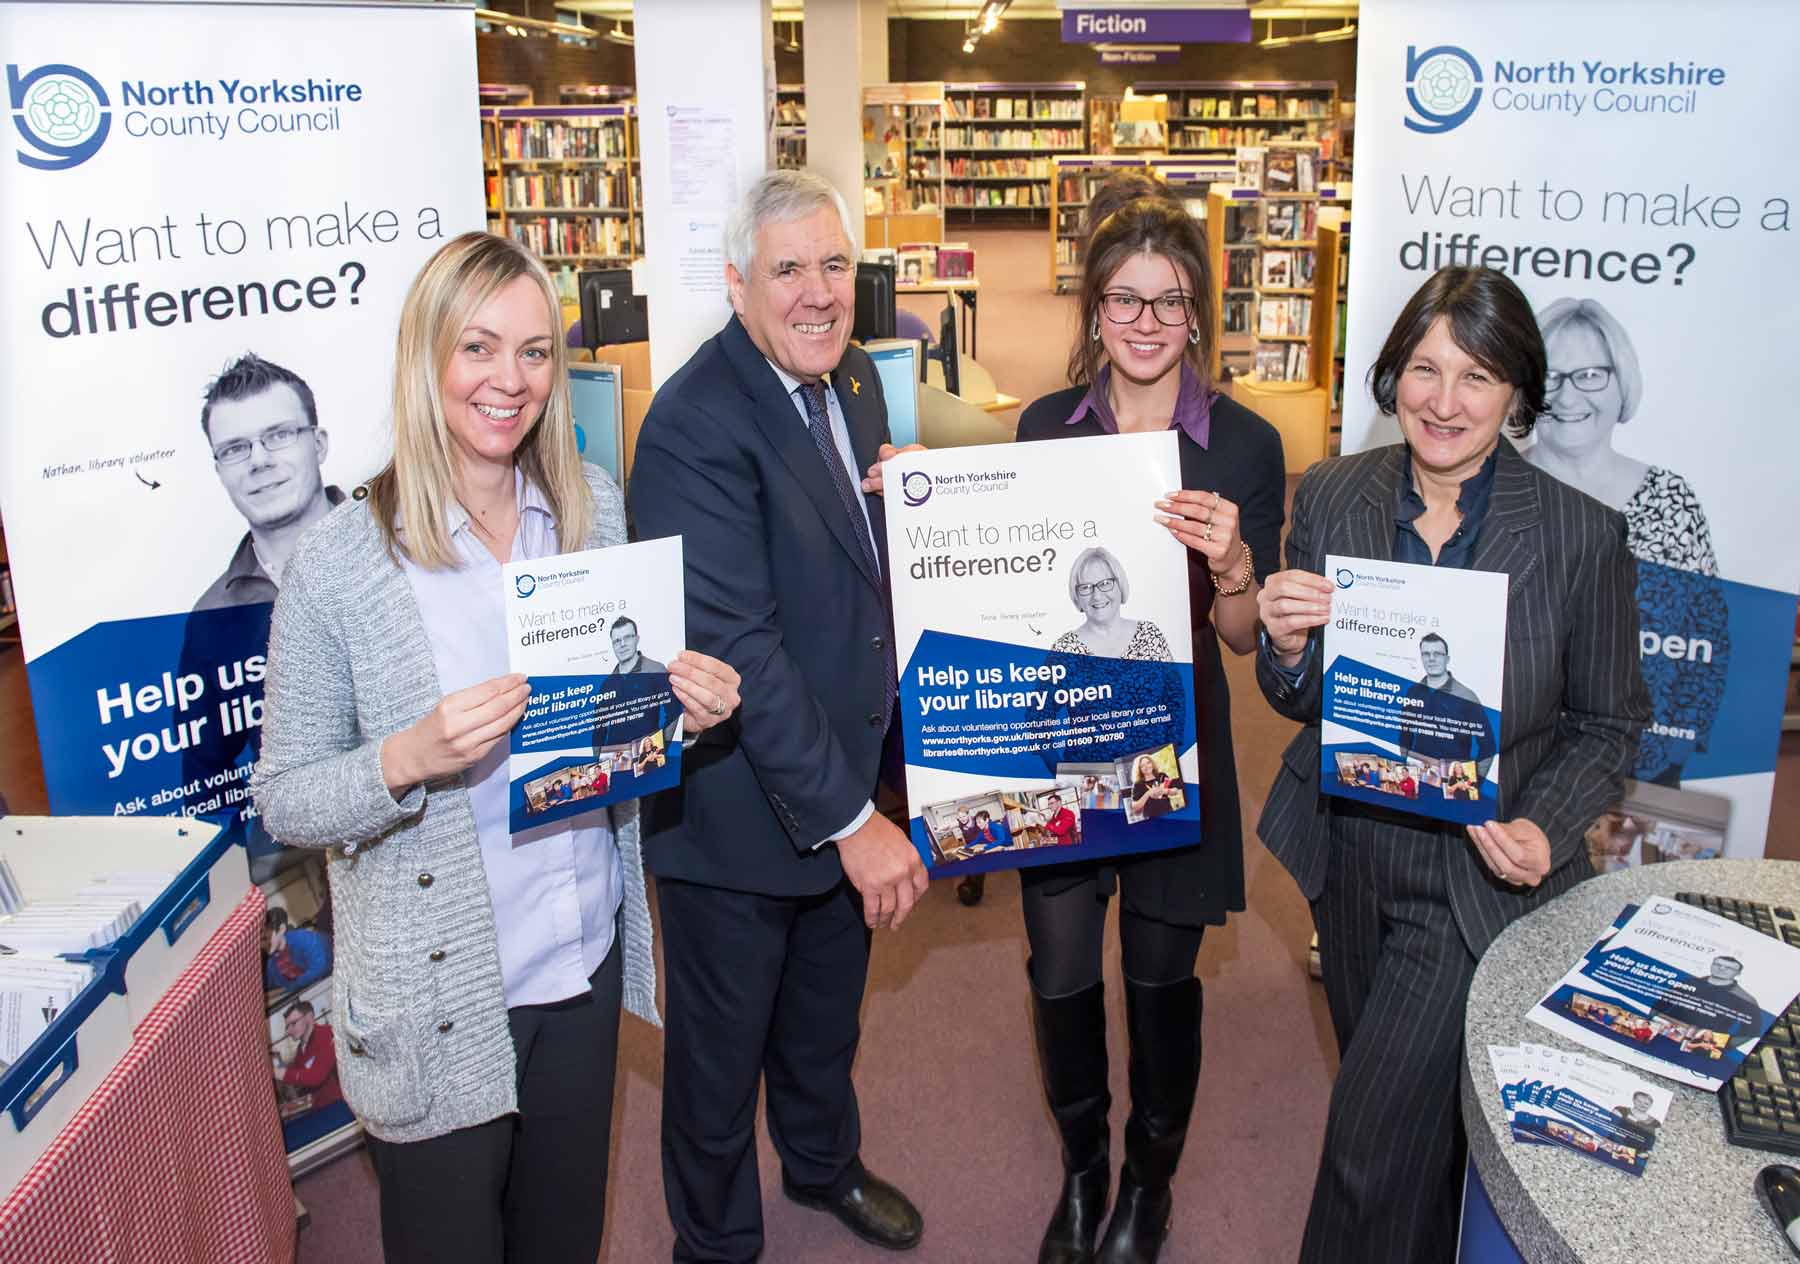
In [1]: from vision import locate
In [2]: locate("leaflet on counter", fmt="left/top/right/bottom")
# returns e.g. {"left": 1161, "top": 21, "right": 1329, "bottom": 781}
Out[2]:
{"left": 501, "top": 538, "right": 684, "bottom": 834}
{"left": 1527, "top": 899, "right": 1800, "bottom": 1090}
{"left": 1319, "top": 556, "right": 1506, "bottom": 825}
{"left": 883, "top": 432, "right": 1199, "bottom": 879}
{"left": 1486, "top": 1041, "right": 1671, "bottom": 1176}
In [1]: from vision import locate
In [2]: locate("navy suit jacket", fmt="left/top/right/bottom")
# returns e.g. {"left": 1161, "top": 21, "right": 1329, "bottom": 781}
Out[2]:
{"left": 1255, "top": 440, "right": 1651, "bottom": 956}
{"left": 629, "top": 316, "right": 895, "bottom": 897}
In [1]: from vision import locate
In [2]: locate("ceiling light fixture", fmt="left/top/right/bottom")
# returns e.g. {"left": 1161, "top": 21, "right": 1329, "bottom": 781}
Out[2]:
{"left": 602, "top": 21, "right": 634, "bottom": 46}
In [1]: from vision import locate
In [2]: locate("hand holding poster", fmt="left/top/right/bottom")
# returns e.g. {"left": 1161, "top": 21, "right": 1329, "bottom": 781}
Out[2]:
{"left": 1321, "top": 556, "right": 1506, "bottom": 824}
{"left": 502, "top": 538, "right": 684, "bottom": 833}
{"left": 884, "top": 432, "right": 1198, "bottom": 877}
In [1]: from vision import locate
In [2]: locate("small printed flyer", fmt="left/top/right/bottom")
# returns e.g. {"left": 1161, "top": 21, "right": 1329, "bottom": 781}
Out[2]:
{"left": 1486, "top": 1042, "right": 1672, "bottom": 1177}
{"left": 1528, "top": 899, "right": 1800, "bottom": 1090}
{"left": 884, "top": 432, "right": 1198, "bottom": 879}
{"left": 1320, "top": 555, "right": 1506, "bottom": 825}
{"left": 501, "top": 537, "right": 684, "bottom": 834}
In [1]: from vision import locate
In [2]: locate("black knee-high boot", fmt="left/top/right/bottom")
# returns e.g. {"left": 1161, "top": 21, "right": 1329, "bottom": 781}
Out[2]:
{"left": 1030, "top": 963, "right": 1112, "bottom": 1264}
{"left": 1096, "top": 975, "right": 1202, "bottom": 1264}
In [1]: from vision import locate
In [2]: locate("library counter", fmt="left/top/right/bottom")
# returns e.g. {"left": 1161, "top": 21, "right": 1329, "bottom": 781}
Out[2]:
{"left": 1459, "top": 858, "right": 1800, "bottom": 1263}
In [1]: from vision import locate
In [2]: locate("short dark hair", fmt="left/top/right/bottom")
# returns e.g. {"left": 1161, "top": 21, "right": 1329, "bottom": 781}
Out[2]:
{"left": 201, "top": 352, "right": 319, "bottom": 439}
{"left": 611, "top": 616, "right": 638, "bottom": 636}
{"left": 1069, "top": 197, "right": 1215, "bottom": 393}
{"left": 284, "top": 1000, "right": 315, "bottom": 1020}
{"left": 975, "top": 810, "right": 990, "bottom": 823}
{"left": 1714, "top": 955, "right": 1743, "bottom": 970}
{"left": 1420, "top": 633, "right": 1449, "bottom": 653}
{"left": 264, "top": 907, "right": 290, "bottom": 931}
{"left": 1368, "top": 267, "right": 1545, "bottom": 439}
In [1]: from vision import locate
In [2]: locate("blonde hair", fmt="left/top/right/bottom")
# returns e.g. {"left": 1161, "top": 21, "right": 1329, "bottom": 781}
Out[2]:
{"left": 367, "top": 232, "right": 592, "bottom": 568}
{"left": 1535, "top": 296, "right": 1643, "bottom": 424}
{"left": 1067, "top": 546, "right": 1130, "bottom": 608}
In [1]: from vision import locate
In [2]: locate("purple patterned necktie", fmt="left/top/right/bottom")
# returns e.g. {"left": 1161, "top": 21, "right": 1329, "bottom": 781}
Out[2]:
{"left": 798, "top": 380, "right": 896, "bottom": 727}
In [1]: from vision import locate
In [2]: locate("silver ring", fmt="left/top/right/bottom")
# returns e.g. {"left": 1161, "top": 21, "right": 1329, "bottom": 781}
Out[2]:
{"left": 710, "top": 695, "right": 725, "bottom": 716}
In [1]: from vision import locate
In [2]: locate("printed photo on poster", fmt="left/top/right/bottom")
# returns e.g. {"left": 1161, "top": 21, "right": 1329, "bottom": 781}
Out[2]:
{"left": 268, "top": 976, "right": 355, "bottom": 1154}
{"left": 885, "top": 432, "right": 1199, "bottom": 878}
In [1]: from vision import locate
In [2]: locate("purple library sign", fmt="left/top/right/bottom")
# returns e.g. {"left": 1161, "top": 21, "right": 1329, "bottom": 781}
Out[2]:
{"left": 1062, "top": 7, "right": 1251, "bottom": 45}
{"left": 1099, "top": 48, "right": 1180, "bottom": 65}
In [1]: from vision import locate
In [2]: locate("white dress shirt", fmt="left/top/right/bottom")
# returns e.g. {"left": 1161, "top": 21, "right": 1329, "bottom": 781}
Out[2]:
{"left": 399, "top": 469, "right": 621, "bottom": 1007}
{"left": 765, "top": 357, "right": 878, "bottom": 844}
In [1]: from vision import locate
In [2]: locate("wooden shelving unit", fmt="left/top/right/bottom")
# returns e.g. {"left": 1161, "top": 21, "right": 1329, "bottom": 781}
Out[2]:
{"left": 940, "top": 82, "right": 1085, "bottom": 220}
{"left": 1204, "top": 186, "right": 1261, "bottom": 381}
{"left": 774, "top": 83, "right": 806, "bottom": 170}
{"left": 864, "top": 82, "right": 946, "bottom": 247}
{"left": 480, "top": 105, "right": 643, "bottom": 276}
{"left": 1048, "top": 155, "right": 1146, "bottom": 291}
{"left": 1134, "top": 80, "right": 1339, "bottom": 157}
{"left": 1315, "top": 209, "right": 1351, "bottom": 452}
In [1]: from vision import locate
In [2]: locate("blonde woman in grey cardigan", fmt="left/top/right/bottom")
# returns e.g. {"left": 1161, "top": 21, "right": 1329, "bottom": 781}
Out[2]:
{"left": 252, "top": 232, "right": 741, "bottom": 1264}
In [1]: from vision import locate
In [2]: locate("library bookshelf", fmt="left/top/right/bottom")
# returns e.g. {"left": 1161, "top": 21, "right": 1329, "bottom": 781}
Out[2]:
{"left": 865, "top": 82, "right": 946, "bottom": 247}
{"left": 1133, "top": 80, "right": 1339, "bottom": 158}
{"left": 775, "top": 84, "right": 806, "bottom": 170}
{"left": 1315, "top": 209, "right": 1351, "bottom": 453}
{"left": 1047, "top": 154, "right": 1234, "bottom": 293}
{"left": 481, "top": 105, "right": 643, "bottom": 280}
{"left": 941, "top": 82, "right": 1086, "bottom": 221}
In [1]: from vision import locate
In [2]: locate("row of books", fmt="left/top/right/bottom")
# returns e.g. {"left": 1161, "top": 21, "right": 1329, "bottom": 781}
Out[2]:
{"left": 1259, "top": 295, "right": 1314, "bottom": 338}
{"left": 776, "top": 100, "right": 806, "bottom": 126}
{"left": 493, "top": 120, "right": 632, "bottom": 161}
{"left": 1263, "top": 147, "right": 1321, "bottom": 194}
{"left": 946, "top": 183, "right": 1049, "bottom": 208}
{"left": 926, "top": 157, "right": 1055, "bottom": 179}
{"left": 1260, "top": 248, "right": 1317, "bottom": 289}
{"left": 1265, "top": 200, "right": 1319, "bottom": 242}
{"left": 947, "top": 95, "right": 1082, "bottom": 120}
{"left": 1185, "top": 93, "right": 1332, "bottom": 120}
{"left": 1224, "top": 249, "right": 1258, "bottom": 290}
{"left": 943, "top": 127, "right": 1080, "bottom": 151}
{"left": 1256, "top": 341, "right": 1313, "bottom": 383}
{"left": 0, "top": 565, "right": 12, "bottom": 619}
{"left": 495, "top": 168, "right": 636, "bottom": 211}
{"left": 1222, "top": 296, "right": 1253, "bottom": 335}
{"left": 505, "top": 215, "right": 634, "bottom": 260}
{"left": 1173, "top": 124, "right": 1324, "bottom": 151}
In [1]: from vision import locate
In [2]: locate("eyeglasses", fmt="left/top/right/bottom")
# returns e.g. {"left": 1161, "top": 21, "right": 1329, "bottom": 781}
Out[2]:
{"left": 212, "top": 423, "right": 317, "bottom": 465}
{"left": 1074, "top": 578, "right": 1119, "bottom": 598}
{"left": 1099, "top": 291, "right": 1195, "bottom": 326}
{"left": 1544, "top": 365, "right": 1613, "bottom": 394}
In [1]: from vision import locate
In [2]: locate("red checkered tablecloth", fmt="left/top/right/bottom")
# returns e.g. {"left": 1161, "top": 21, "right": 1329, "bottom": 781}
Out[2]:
{"left": 0, "top": 887, "right": 296, "bottom": 1263}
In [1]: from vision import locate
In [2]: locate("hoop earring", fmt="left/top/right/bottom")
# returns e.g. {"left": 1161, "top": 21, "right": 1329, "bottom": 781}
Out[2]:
{"left": 1187, "top": 325, "right": 1201, "bottom": 346}
{"left": 1089, "top": 312, "right": 1100, "bottom": 342}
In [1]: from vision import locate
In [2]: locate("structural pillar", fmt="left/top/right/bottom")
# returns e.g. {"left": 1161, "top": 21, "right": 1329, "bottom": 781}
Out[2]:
{"left": 801, "top": 0, "right": 866, "bottom": 247}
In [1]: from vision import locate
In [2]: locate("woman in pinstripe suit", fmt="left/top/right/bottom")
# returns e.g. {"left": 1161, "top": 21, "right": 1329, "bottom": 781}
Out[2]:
{"left": 1253, "top": 267, "right": 1650, "bottom": 1263}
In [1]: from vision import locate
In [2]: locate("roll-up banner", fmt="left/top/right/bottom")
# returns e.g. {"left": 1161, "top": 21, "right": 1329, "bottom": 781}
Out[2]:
{"left": 1345, "top": 0, "right": 1800, "bottom": 860}
{"left": 0, "top": 0, "right": 485, "bottom": 1166}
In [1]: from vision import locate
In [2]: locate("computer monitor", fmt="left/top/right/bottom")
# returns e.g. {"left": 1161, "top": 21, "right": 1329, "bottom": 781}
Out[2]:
{"left": 853, "top": 261, "right": 896, "bottom": 343}
{"left": 578, "top": 268, "right": 648, "bottom": 351}
{"left": 860, "top": 340, "right": 921, "bottom": 449}
{"left": 924, "top": 300, "right": 960, "bottom": 399}
{"left": 567, "top": 362, "right": 625, "bottom": 485}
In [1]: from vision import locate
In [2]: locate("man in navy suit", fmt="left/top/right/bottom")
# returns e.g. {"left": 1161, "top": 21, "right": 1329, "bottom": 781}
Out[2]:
{"left": 630, "top": 169, "right": 928, "bottom": 1263}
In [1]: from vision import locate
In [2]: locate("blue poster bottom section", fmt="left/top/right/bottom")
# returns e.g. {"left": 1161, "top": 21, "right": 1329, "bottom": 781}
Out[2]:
{"left": 508, "top": 669, "right": 681, "bottom": 833}
{"left": 900, "top": 629, "right": 1200, "bottom": 875}
{"left": 1322, "top": 654, "right": 1502, "bottom": 827}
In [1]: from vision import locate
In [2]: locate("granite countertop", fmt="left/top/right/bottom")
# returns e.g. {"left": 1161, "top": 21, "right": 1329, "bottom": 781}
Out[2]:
{"left": 1463, "top": 858, "right": 1800, "bottom": 1263}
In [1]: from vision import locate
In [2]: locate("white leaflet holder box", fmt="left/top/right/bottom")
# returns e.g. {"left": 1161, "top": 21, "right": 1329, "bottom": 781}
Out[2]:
{"left": 0, "top": 815, "right": 247, "bottom": 1196}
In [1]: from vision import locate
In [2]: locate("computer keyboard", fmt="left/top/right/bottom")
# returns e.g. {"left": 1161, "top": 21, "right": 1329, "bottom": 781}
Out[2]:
{"left": 1675, "top": 892, "right": 1800, "bottom": 1156}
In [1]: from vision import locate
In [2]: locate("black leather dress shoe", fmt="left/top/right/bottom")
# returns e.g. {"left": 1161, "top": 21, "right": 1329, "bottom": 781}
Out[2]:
{"left": 783, "top": 1169, "right": 924, "bottom": 1251}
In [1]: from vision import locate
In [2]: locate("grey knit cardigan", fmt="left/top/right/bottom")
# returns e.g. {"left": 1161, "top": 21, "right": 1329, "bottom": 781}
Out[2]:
{"left": 250, "top": 466, "right": 659, "bottom": 1145}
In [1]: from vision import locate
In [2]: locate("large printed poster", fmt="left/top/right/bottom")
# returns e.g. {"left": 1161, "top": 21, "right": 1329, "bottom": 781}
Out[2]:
{"left": 1346, "top": 0, "right": 1800, "bottom": 857}
{"left": 885, "top": 433, "right": 1200, "bottom": 878}
{"left": 0, "top": 0, "right": 485, "bottom": 1167}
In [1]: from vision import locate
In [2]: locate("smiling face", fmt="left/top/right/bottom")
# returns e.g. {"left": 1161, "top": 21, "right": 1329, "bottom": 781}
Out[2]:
{"left": 1419, "top": 637, "right": 1450, "bottom": 684}
{"left": 728, "top": 204, "right": 854, "bottom": 384}
{"left": 284, "top": 1008, "right": 312, "bottom": 1043}
{"left": 610, "top": 622, "right": 639, "bottom": 666}
{"left": 439, "top": 274, "right": 554, "bottom": 485}
{"left": 1074, "top": 555, "right": 1122, "bottom": 625}
{"left": 209, "top": 383, "right": 328, "bottom": 531}
{"left": 1538, "top": 320, "right": 1623, "bottom": 460}
{"left": 1097, "top": 249, "right": 1195, "bottom": 389}
{"left": 1395, "top": 317, "right": 1516, "bottom": 484}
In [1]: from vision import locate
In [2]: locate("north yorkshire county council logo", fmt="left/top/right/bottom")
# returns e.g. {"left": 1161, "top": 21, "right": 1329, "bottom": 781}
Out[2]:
{"left": 8, "top": 63, "right": 111, "bottom": 170}
{"left": 1334, "top": 568, "right": 1356, "bottom": 589}
{"left": 514, "top": 574, "right": 537, "bottom": 598}
{"left": 1404, "top": 44, "right": 1482, "bottom": 135}
{"left": 900, "top": 470, "right": 933, "bottom": 507}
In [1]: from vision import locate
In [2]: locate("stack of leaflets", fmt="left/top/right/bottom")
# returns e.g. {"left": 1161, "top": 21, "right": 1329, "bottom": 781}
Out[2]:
{"left": 0, "top": 957, "right": 94, "bottom": 1071}
{"left": 1486, "top": 1042, "right": 1673, "bottom": 1176}
{"left": 0, "top": 856, "right": 20, "bottom": 915}
{"left": 0, "top": 894, "right": 144, "bottom": 957}
{"left": 1528, "top": 899, "right": 1800, "bottom": 1090}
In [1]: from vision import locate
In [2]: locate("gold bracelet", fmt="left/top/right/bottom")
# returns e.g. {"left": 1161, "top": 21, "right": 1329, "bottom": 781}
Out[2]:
{"left": 1211, "top": 539, "right": 1254, "bottom": 597}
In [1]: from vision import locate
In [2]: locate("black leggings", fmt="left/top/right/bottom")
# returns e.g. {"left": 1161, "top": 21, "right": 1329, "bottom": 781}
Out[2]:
{"left": 1021, "top": 868, "right": 1205, "bottom": 997}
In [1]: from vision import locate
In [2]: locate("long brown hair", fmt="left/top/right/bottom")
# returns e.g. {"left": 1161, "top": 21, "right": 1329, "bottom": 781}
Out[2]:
{"left": 1067, "top": 196, "right": 1216, "bottom": 391}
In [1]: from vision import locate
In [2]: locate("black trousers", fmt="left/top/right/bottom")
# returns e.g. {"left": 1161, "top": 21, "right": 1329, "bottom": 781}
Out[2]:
{"left": 364, "top": 939, "right": 624, "bottom": 1264}
{"left": 657, "top": 875, "right": 871, "bottom": 1264}
{"left": 1301, "top": 816, "right": 1479, "bottom": 1264}
{"left": 1019, "top": 863, "right": 1206, "bottom": 996}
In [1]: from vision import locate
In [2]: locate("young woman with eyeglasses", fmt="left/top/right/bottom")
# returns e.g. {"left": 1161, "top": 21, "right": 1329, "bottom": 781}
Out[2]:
{"left": 1008, "top": 179, "right": 1287, "bottom": 1264}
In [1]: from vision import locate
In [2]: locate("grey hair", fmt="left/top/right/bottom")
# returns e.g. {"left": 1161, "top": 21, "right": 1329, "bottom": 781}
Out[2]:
{"left": 724, "top": 168, "right": 858, "bottom": 280}
{"left": 1066, "top": 546, "right": 1129, "bottom": 608}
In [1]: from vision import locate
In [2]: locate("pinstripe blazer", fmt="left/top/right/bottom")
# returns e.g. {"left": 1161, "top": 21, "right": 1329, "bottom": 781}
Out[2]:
{"left": 1255, "top": 440, "right": 1651, "bottom": 957}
